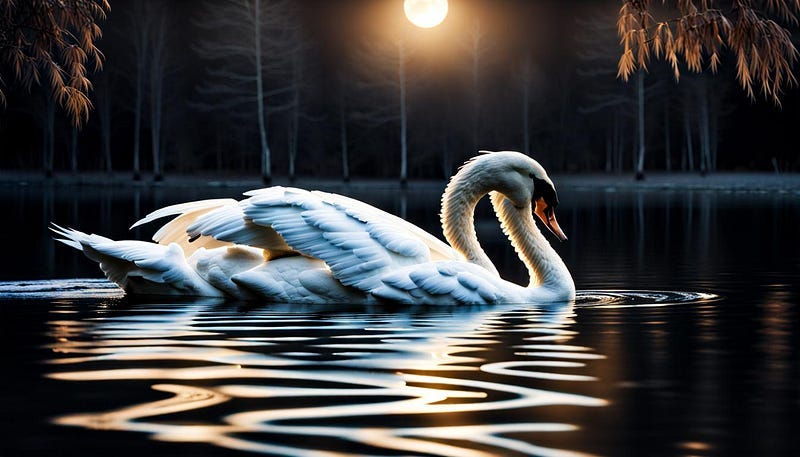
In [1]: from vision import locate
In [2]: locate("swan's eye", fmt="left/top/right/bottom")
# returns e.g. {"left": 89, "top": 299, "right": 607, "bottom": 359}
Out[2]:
{"left": 528, "top": 173, "right": 535, "bottom": 179}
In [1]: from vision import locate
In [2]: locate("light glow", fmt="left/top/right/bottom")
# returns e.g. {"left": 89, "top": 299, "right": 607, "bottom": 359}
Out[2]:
{"left": 403, "top": 0, "right": 448, "bottom": 29}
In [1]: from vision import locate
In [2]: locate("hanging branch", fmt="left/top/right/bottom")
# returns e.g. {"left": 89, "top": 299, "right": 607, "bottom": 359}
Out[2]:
{"left": 0, "top": 0, "right": 109, "bottom": 125}
{"left": 617, "top": 0, "right": 799, "bottom": 105}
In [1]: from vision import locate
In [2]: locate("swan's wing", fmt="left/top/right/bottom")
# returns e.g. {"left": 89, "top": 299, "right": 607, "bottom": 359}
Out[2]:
{"left": 184, "top": 199, "right": 293, "bottom": 258}
{"left": 241, "top": 187, "right": 434, "bottom": 292}
{"left": 371, "top": 261, "right": 502, "bottom": 305}
{"left": 132, "top": 197, "right": 294, "bottom": 259}
{"left": 51, "top": 225, "right": 223, "bottom": 297}
{"left": 310, "top": 190, "right": 461, "bottom": 262}
{"left": 131, "top": 199, "right": 239, "bottom": 256}
{"left": 231, "top": 256, "right": 368, "bottom": 303}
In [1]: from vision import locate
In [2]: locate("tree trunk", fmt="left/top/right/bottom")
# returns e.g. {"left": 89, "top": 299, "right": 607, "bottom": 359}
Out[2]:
{"left": 614, "top": 111, "right": 623, "bottom": 174}
{"left": 683, "top": 104, "right": 694, "bottom": 171}
{"left": 287, "top": 124, "right": 296, "bottom": 183}
{"left": 98, "top": 83, "right": 113, "bottom": 173}
{"left": 664, "top": 99, "right": 671, "bottom": 172}
{"left": 254, "top": 0, "right": 271, "bottom": 184}
{"left": 710, "top": 107, "right": 718, "bottom": 172}
{"left": 150, "top": 15, "right": 166, "bottom": 182}
{"left": 521, "top": 54, "right": 530, "bottom": 155}
{"left": 698, "top": 84, "right": 710, "bottom": 176}
{"left": 70, "top": 125, "right": 78, "bottom": 174}
{"left": 605, "top": 126, "right": 612, "bottom": 173}
{"left": 471, "top": 22, "right": 481, "bottom": 154}
{"left": 339, "top": 88, "right": 349, "bottom": 182}
{"left": 288, "top": 52, "right": 300, "bottom": 183}
{"left": 635, "top": 71, "right": 646, "bottom": 180}
{"left": 215, "top": 128, "right": 223, "bottom": 171}
{"left": 132, "top": 28, "right": 145, "bottom": 181}
{"left": 398, "top": 39, "right": 408, "bottom": 186}
{"left": 44, "top": 97, "right": 55, "bottom": 178}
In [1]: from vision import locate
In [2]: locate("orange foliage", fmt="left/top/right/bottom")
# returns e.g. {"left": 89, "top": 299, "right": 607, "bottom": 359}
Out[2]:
{"left": 617, "top": 0, "right": 798, "bottom": 105}
{"left": 0, "top": 0, "right": 109, "bottom": 125}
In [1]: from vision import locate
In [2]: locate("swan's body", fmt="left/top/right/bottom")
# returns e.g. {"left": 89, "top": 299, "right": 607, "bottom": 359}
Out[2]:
{"left": 53, "top": 151, "right": 575, "bottom": 304}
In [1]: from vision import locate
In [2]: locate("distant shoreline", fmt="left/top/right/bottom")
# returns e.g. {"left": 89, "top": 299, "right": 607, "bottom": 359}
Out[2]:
{"left": 2, "top": 171, "right": 800, "bottom": 193}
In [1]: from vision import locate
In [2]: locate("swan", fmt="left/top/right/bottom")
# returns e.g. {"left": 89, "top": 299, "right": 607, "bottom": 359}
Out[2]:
{"left": 52, "top": 150, "right": 575, "bottom": 304}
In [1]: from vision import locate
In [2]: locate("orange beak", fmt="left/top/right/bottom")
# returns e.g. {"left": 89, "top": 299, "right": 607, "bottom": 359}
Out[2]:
{"left": 534, "top": 198, "right": 568, "bottom": 241}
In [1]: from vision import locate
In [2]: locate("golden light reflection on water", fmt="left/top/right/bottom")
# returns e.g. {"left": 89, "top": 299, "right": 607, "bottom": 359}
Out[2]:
{"left": 43, "top": 298, "right": 619, "bottom": 456}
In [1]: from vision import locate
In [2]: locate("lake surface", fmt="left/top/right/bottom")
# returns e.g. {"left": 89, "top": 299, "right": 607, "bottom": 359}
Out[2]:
{"left": 1, "top": 182, "right": 799, "bottom": 456}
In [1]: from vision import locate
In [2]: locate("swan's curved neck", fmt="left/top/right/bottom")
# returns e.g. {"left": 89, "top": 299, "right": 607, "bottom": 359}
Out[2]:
{"left": 440, "top": 161, "right": 500, "bottom": 277}
{"left": 490, "top": 191, "right": 574, "bottom": 296}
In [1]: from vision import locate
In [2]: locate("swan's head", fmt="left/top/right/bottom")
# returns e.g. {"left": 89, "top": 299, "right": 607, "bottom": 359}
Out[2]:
{"left": 476, "top": 151, "right": 568, "bottom": 241}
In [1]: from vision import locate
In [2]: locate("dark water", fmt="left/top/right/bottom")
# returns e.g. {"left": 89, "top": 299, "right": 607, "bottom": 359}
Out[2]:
{"left": 1, "top": 184, "right": 799, "bottom": 456}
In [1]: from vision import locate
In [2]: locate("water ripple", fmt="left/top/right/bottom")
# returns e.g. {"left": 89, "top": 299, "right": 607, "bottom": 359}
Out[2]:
{"left": 13, "top": 281, "right": 720, "bottom": 456}
{"left": 39, "top": 300, "right": 604, "bottom": 456}
{"left": 575, "top": 290, "right": 719, "bottom": 309}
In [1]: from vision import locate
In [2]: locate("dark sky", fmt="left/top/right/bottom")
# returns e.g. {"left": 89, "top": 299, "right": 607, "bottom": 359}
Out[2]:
{"left": 1, "top": 0, "right": 798, "bottom": 175}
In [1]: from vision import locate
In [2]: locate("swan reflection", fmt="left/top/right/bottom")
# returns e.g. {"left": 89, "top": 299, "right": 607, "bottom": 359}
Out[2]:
{"left": 46, "top": 299, "right": 606, "bottom": 456}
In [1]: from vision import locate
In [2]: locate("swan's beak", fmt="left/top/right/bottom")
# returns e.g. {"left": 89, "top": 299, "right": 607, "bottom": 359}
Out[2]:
{"left": 534, "top": 198, "right": 568, "bottom": 241}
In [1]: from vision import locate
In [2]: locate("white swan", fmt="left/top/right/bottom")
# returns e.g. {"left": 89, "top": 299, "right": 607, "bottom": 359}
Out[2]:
{"left": 52, "top": 151, "right": 575, "bottom": 304}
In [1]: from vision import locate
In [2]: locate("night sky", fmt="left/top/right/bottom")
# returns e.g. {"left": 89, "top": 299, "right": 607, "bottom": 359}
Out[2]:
{"left": 1, "top": 0, "right": 798, "bottom": 177}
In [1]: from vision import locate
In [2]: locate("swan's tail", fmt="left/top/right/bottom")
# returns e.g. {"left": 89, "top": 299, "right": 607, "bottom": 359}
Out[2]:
{"left": 50, "top": 223, "right": 224, "bottom": 298}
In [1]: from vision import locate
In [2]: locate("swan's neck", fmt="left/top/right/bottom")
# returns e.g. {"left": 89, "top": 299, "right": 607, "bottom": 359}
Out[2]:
{"left": 440, "top": 163, "right": 500, "bottom": 277}
{"left": 490, "top": 192, "right": 575, "bottom": 297}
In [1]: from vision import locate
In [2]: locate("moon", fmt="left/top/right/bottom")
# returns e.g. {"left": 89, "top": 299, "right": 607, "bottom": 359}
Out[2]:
{"left": 404, "top": 0, "right": 448, "bottom": 29}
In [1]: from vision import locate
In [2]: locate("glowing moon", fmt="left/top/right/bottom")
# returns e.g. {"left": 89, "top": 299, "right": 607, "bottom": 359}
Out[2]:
{"left": 404, "top": 0, "right": 448, "bottom": 29}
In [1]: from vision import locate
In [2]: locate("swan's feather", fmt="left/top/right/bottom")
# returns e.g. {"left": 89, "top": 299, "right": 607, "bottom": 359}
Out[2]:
{"left": 184, "top": 202, "right": 293, "bottom": 258}
{"left": 131, "top": 198, "right": 236, "bottom": 229}
{"left": 231, "top": 256, "right": 368, "bottom": 303}
{"left": 311, "top": 190, "right": 460, "bottom": 262}
{"left": 242, "top": 187, "right": 435, "bottom": 292}
{"left": 131, "top": 199, "right": 240, "bottom": 257}
{"left": 372, "top": 261, "right": 502, "bottom": 305}
{"left": 50, "top": 225, "right": 223, "bottom": 297}
{"left": 190, "top": 245, "right": 267, "bottom": 298}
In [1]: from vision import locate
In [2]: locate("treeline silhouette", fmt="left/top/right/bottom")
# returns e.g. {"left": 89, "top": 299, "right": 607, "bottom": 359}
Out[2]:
{"left": 1, "top": 0, "right": 799, "bottom": 182}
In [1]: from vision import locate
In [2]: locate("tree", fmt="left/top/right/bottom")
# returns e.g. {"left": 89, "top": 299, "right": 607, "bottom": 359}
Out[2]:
{"left": 336, "top": 72, "right": 351, "bottom": 182}
{"left": 93, "top": 69, "right": 115, "bottom": 173}
{"left": 124, "top": 0, "right": 150, "bottom": 180}
{"left": 464, "top": 18, "right": 493, "bottom": 154}
{"left": 148, "top": 7, "right": 168, "bottom": 181}
{"left": 194, "top": 0, "right": 299, "bottom": 184}
{"left": 577, "top": 14, "right": 639, "bottom": 174}
{"left": 350, "top": 33, "right": 412, "bottom": 184}
{"left": 0, "top": 0, "right": 108, "bottom": 126}
{"left": 617, "top": 0, "right": 799, "bottom": 105}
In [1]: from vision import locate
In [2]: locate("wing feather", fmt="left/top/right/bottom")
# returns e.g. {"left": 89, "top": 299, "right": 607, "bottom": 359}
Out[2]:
{"left": 244, "top": 187, "right": 433, "bottom": 292}
{"left": 50, "top": 225, "right": 223, "bottom": 297}
{"left": 311, "top": 190, "right": 460, "bottom": 261}
{"left": 372, "top": 261, "right": 501, "bottom": 305}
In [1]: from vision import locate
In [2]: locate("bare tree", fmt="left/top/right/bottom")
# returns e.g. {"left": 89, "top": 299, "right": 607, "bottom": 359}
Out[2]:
{"left": 617, "top": 0, "right": 799, "bottom": 104}
{"left": 194, "top": 0, "right": 298, "bottom": 184}
{"left": 42, "top": 93, "right": 56, "bottom": 176}
{"left": 464, "top": 18, "right": 493, "bottom": 154}
{"left": 337, "top": 72, "right": 351, "bottom": 182}
{"left": 124, "top": 0, "right": 151, "bottom": 180}
{"left": 282, "top": 20, "right": 312, "bottom": 183}
{"left": 93, "top": 70, "right": 114, "bottom": 173}
{"left": 69, "top": 124, "right": 78, "bottom": 173}
{"left": 520, "top": 53, "right": 533, "bottom": 156}
{"left": 577, "top": 14, "right": 636, "bottom": 174}
{"left": 350, "top": 33, "right": 412, "bottom": 184}
{"left": 148, "top": 8, "right": 168, "bottom": 181}
{"left": 0, "top": 0, "right": 108, "bottom": 125}
{"left": 634, "top": 70, "right": 653, "bottom": 180}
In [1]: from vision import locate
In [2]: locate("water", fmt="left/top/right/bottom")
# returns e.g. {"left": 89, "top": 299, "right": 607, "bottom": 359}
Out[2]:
{"left": 1, "top": 184, "right": 799, "bottom": 456}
